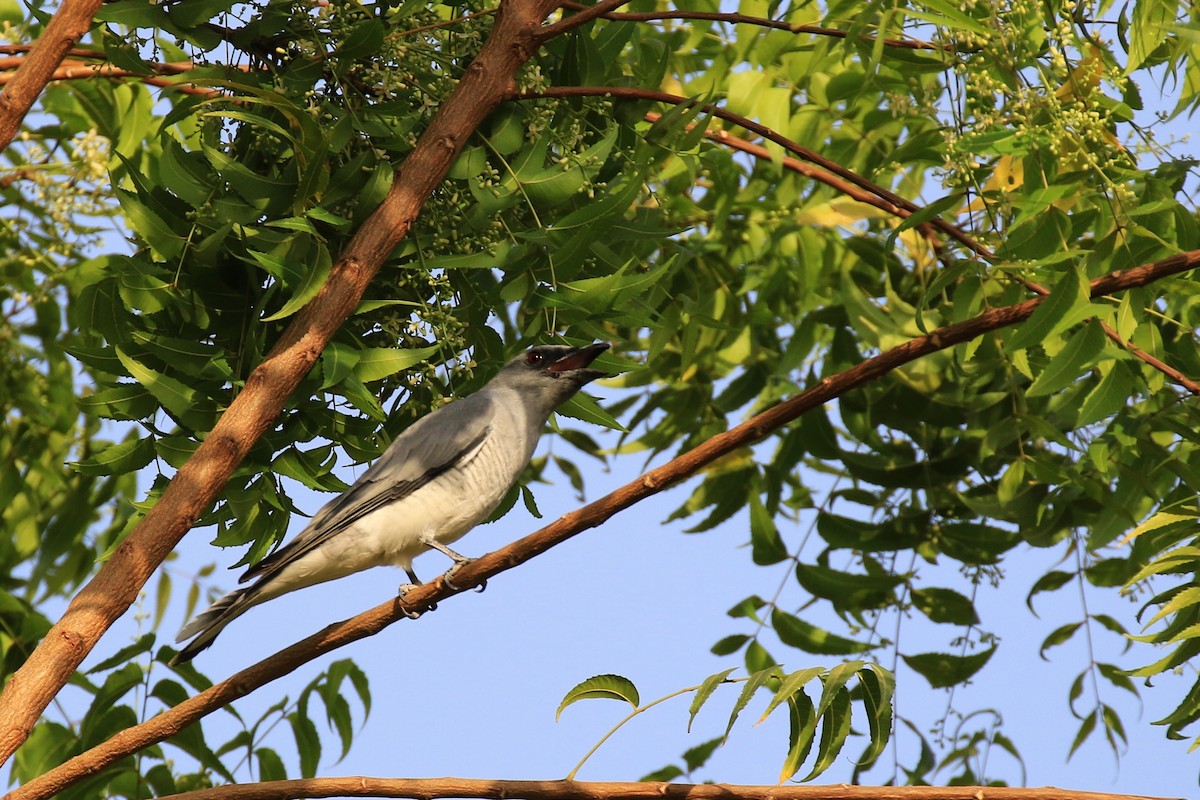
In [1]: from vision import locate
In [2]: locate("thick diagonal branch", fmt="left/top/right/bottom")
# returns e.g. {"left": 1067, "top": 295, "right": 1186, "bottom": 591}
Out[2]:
{"left": 14, "top": 248, "right": 1199, "bottom": 800}
{"left": 0, "top": 0, "right": 104, "bottom": 150}
{"left": 0, "top": 0, "right": 563, "bottom": 768}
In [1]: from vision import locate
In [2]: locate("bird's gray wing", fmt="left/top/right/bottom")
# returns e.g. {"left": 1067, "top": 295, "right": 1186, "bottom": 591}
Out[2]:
{"left": 239, "top": 393, "right": 495, "bottom": 585}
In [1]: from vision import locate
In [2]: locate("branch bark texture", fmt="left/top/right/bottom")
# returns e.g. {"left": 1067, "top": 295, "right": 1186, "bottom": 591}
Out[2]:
{"left": 13, "top": 248, "right": 1199, "bottom": 800}
{"left": 156, "top": 777, "right": 1181, "bottom": 800}
{"left": 0, "top": 0, "right": 103, "bottom": 150}
{"left": 0, "top": 0, "right": 563, "bottom": 768}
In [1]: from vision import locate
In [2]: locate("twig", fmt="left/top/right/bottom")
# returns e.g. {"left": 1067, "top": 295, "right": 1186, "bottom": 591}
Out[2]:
{"left": 642, "top": 110, "right": 949, "bottom": 257}
{"left": 157, "top": 776, "right": 1182, "bottom": 800}
{"left": 538, "top": 0, "right": 634, "bottom": 41}
{"left": 13, "top": 248, "right": 1199, "bottom": 800}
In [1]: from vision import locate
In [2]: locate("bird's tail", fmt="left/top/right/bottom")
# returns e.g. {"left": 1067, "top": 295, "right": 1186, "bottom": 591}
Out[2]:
{"left": 170, "top": 585, "right": 259, "bottom": 666}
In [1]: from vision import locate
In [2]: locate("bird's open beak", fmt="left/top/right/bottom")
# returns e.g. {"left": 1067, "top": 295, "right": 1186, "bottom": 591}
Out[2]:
{"left": 546, "top": 342, "right": 610, "bottom": 374}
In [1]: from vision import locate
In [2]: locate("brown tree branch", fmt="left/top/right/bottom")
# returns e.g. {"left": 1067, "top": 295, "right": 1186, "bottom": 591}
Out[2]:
{"left": 539, "top": 0, "right": 634, "bottom": 41}
{"left": 641, "top": 110, "right": 950, "bottom": 259}
{"left": 557, "top": 1, "right": 949, "bottom": 51}
{"left": 0, "top": 60, "right": 223, "bottom": 97}
{"left": 0, "top": 0, "right": 564, "bottom": 769}
{"left": 0, "top": 0, "right": 105, "bottom": 151}
{"left": 14, "top": 248, "right": 1199, "bottom": 800}
{"left": 157, "top": 776, "right": 1182, "bottom": 800}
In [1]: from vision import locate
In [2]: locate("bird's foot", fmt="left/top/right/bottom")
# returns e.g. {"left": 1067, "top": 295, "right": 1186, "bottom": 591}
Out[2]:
{"left": 439, "top": 559, "right": 476, "bottom": 591}
{"left": 396, "top": 582, "right": 436, "bottom": 616}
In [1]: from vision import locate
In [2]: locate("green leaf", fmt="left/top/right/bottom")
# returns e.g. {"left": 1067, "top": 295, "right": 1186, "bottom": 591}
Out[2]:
{"left": 758, "top": 666, "right": 824, "bottom": 723}
{"left": 902, "top": 647, "right": 995, "bottom": 688}
{"left": 856, "top": 664, "right": 895, "bottom": 767}
{"left": 114, "top": 347, "right": 196, "bottom": 421}
{"left": 71, "top": 435, "right": 155, "bottom": 476}
{"left": 557, "top": 392, "right": 626, "bottom": 432}
{"left": 353, "top": 345, "right": 438, "bottom": 382}
{"left": 1007, "top": 266, "right": 1091, "bottom": 352}
{"left": 750, "top": 494, "right": 787, "bottom": 565}
{"left": 794, "top": 563, "right": 903, "bottom": 611}
{"left": 803, "top": 683, "right": 853, "bottom": 781}
{"left": 688, "top": 667, "right": 737, "bottom": 731}
{"left": 1040, "top": 621, "right": 1084, "bottom": 659}
{"left": 780, "top": 692, "right": 817, "bottom": 782}
{"left": 1026, "top": 320, "right": 1108, "bottom": 397}
{"left": 724, "top": 666, "right": 779, "bottom": 739}
{"left": 556, "top": 674, "right": 639, "bottom": 721}
{"left": 911, "top": 587, "right": 979, "bottom": 625}
{"left": 1026, "top": 570, "right": 1074, "bottom": 615}
{"left": 1077, "top": 361, "right": 1132, "bottom": 426}
{"left": 87, "top": 634, "right": 155, "bottom": 674}
{"left": 772, "top": 609, "right": 871, "bottom": 655}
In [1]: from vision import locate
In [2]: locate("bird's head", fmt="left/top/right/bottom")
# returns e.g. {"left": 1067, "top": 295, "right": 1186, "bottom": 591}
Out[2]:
{"left": 494, "top": 342, "right": 611, "bottom": 412}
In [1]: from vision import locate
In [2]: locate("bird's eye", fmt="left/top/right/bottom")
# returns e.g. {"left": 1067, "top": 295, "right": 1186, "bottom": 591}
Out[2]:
{"left": 526, "top": 351, "right": 544, "bottom": 366}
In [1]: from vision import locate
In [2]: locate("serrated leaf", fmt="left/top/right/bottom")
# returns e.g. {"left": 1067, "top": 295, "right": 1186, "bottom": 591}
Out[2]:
{"left": 353, "top": 345, "right": 438, "bottom": 382}
{"left": 1078, "top": 361, "right": 1132, "bottom": 426}
{"left": 857, "top": 664, "right": 895, "bottom": 766}
{"left": 87, "top": 634, "right": 155, "bottom": 674}
{"left": 803, "top": 684, "right": 853, "bottom": 781}
{"left": 556, "top": 674, "right": 639, "bottom": 721}
{"left": 724, "top": 666, "right": 779, "bottom": 739}
{"left": 1026, "top": 570, "right": 1074, "bottom": 616}
{"left": 1008, "top": 266, "right": 1090, "bottom": 352}
{"left": 757, "top": 666, "right": 823, "bottom": 724}
{"left": 780, "top": 691, "right": 817, "bottom": 782}
{"left": 1026, "top": 320, "right": 1108, "bottom": 397}
{"left": 115, "top": 347, "right": 196, "bottom": 421}
{"left": 688, "top": 667, "right": 737, "bottom": 731}
{"left": 71, "top": 435, "right": 155, "bottom": 476}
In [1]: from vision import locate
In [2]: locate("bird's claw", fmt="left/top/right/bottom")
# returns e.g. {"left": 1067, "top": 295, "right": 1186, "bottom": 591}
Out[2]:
{"left": 439, "top": 558, "right": 477, "bottom": 592}
{"left": 473, "top": 579, "right": 487, "bottom": 593}
{"left": 397, "top": 583, "right": 436, "bottom": 616}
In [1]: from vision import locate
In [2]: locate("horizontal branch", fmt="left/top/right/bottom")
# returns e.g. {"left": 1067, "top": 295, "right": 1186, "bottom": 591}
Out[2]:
{"left": 17, "top": 247, "right": 1200, "bottom": 800}
{"left": 557, "top": 1, "right": 948, "bottom": 51}
{"left": 158, "top": 777, "right": 1181, "bottom": 800}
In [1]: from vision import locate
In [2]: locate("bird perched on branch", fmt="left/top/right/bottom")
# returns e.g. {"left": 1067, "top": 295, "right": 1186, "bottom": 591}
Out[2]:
{"left": 172, "top": 342, "right": 611, "bottom": 664}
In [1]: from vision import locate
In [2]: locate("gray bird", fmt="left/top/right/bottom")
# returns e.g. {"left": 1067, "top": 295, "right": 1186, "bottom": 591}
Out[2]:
{"left": 172, "top": 342, "right": 610, "bottom": 664}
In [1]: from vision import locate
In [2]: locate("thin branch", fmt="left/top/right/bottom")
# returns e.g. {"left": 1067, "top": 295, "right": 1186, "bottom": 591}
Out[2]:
{"left": 514, "top": 85, "right": 991, "bottom": 259}
{"left": 157, "top": 776, "right": 1182, "bottom": 800}
{"left": 564, "top": 88, "right": 1200, "bottom": 395}
{"left": 557, "top": 1, "right": 949, "bottom": 51}
{"left": 0, "top": 61, "right": 222, "bottom": 97}
{"left": 538, "top": 0, "right": 634, "bottom": 41}
{"left": 641, "top": 110, "right": 949, "bottom": 257}
{"left": 0, "top": 0, "right": 105, "bottom": 151}
{"left": 0, "top": 0, "right": 566, "bottom": 768}
{"left": 14, "top": 248, "right": 1200, "bottom": 800}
